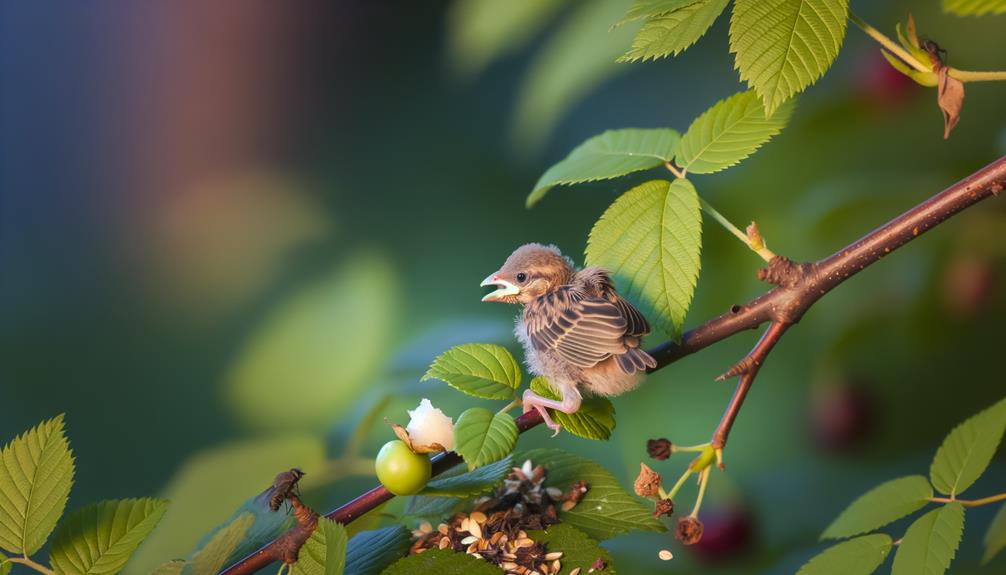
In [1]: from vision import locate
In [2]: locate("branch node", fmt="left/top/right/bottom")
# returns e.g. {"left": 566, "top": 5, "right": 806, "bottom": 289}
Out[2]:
{"left": 757, "top": 256, "right": 811, "bottom": 288}
{"left": 275, "top": 495, "right": 320, "bottom": 565}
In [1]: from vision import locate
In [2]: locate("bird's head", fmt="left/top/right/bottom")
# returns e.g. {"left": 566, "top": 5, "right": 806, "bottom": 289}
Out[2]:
{"left": 481, "top": 243, "right": 574, "bottom": 305}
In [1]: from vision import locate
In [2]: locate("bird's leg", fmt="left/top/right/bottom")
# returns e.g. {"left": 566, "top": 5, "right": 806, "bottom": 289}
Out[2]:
{"left": 522, "top": 387, "right": 582, "bottom": 437}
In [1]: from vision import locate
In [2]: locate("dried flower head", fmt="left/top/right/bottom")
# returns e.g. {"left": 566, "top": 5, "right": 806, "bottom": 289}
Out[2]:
{"left": 653, "top": 498, "right": 674, "bottom": 519}
{"left": 647, "top": 438, "right": 673, "bottom": 460}
{"left": 634, "top": 463, "right": 662, "bottom": 498}
{"left": 676, "top": 516, "right": 705, "bottom": 545}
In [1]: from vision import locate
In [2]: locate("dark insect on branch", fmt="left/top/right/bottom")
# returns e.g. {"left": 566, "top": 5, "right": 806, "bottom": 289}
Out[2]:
{"left": 269, "top": 468, "right": 306, "bottom": 512}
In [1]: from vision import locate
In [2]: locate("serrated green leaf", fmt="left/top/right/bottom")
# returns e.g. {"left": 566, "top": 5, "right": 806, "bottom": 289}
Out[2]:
{"left": 730, "top": 0, "right": 849, "bottom": 115}
{"left": 528, "top": 524, "right": 616, "bottom": 574}
{"left": 378, "top": 549, "right": 501, "bottom": 575}
{"left": 419, "top": 456, "right": 513, "bottom": 497}
{"left": 402, "top": 495, "right": 468, "bottom": 520}
{"left": 453, "top": 409, "right": 519, "bottom": 470}
{"left": 530, "top": 377, "right": 615, "bottom": 440}
{"left": 0, "top": 414, "right": 75, "bottom": 555}
{"left": 422, "top": 344, "right": 521, "bottom": 400}
{"left": 345, "top": 527, "right": 412, "bottom": 575}
{"left": 930, "top": 396, "right": 1006, "bottom": 496}
{"left": 821, "top": 476, "right": 933, "bottom": 540}
{"left": 293, "top": 519, "right": 348, "bottom": 575}
{"left": 447, "top": 0, "right": 567, "bottom": 77}
{"left": 675, "top": 90, "right": 794, "bottom": 174}
{"left": 520, "top": 448, "right": 665, "bottom": 540}
{"left": 183, "top": 514, "right": 254, "bottom": 575}
{"left": 126, "top": 435, "right": 325, "bottom": 575}
{"left": 585, "top": 179, "right": 702, "bottom": 336}
{"left": 797, "top": 534, "right": 893, "bottom": 575}
{"left": 892, "top": 503, "right": 964, "bottom": 575}
{"left": 527, "top": 128, "right": 681, "bottom": 207}
{"left": 619, "top": 0, "right": 729, "bottom": 62}
{"left": 49, "top": 498, "right": 168, "bottom": 575}
{"left": 943, "top": 0, "right": 1006, "bottom": 16}
{"left": 983, "top": 502, "right": 1006, "bottom": 564}
{"left": 616, "top": 0, "right": 701, "bottom": 25}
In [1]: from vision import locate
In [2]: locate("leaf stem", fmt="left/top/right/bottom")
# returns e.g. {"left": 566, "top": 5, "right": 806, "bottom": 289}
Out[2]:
{"left": 690, "top": 467, "right": 710, "bottom": 517}
{"left": 949, "top": 69, "right": 1006, "bottom": 82}
{"left": 664, "top": 161, "right": 685, "bottom": 179}
{"left": 929, "top": 492, "right": 1006, "bottom": 507}
{"left": 699, "top": 198, "right": 776, "bottom": 261}
{"left": 7, "top": 556, "right": 55, "bottom": 575}
{"left": 674, "top": 443, "right": 711, "bottom": 453}
{"left": 497, "top": 398, "right": 522, "bottom": 415}
{"left": 666, "top": 468, "right": 694, "bottom": 501}
{"left": 849, "top": 12, "right": 929, "bottom": 73}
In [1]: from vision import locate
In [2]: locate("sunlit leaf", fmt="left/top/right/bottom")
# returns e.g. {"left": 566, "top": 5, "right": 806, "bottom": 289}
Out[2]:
{"left": 729, "top": 0, "right": 849, "bottom": 115}
{"left": 527, "top": 524, "right": 616, "bottom": 574}
{"left": 619, "top": 0, "right": 729, "bottom": 62}
{"left": 447, "top": 0, "right": 568, "bottom": 76}
{"left": 821, "top": 476, "right": 933, "bottom": 540}
{"left": 520, "top": 448, "right": 665, "bottom": 540}
{"left": 226, "top": 252, "right": 397, "bottom": 431}
{"left": 378, "top": 549, "right": 501, "bottom": 575}
{"left": 527, "top": 128, "right": 680, "bottom": 207}
{"left": 616, "top": 0, "right": 701, "bottom": 26}
{"left": 126, "top": 436, "right": 324, "bottom": 575}
{"left": 420, "top": 456, "right": 513, "bottom": 497}
{"left": 891, "top": 503, "right": 964, "bottom": 575}
{"left": 182, "top": 514, "right": 254, "bottom": 575}
{"left": 49, "top": 498, "right": 168, "bottom": 575}
{"left": 930, "top": 396, "right": 1006, "bottom": 496}
{"left": 983, "top": 502, "right": 1006, "bottom": 564}
{"left": 675, "top": 90, "right": 794, "bottom": 174}
{"left": 585, "top": 179, "right": 702, "bottom": 336}
{"left": 512, "top": 0, "right": 639, "bottom": 152}
{"left": 453, "top": 409, "right": 519, "bottom": 470}
{"left": 0, "top": 414, "right": 75, "bottom": 555}
{"left": 293, "top": 519, "right": 348, "bottom": 575}
{"left": 422, "top": 344, "right": 521, "bottom": 400}
{"left": 345, "top": 526, "right": 412, "bottom": 575}
{"left": 530, "top": 377, "right": 615, "bottom": 440}
{"left": 943, "top": 0, "right": 1006, "bottom": 16}
{"left": 797, "top": 534, "right": 893, "bottom": 575}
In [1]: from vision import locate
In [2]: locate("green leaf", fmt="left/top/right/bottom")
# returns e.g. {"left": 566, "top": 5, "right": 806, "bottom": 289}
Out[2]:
{"left": 422, "top": 344, "right": 521, "bottom": 400}
{"left": 126, "top": 435, "right": 325, "bottom": 575}
{"left": 293, "top": 519, "right": 348, "bottom": 575}
{"left": 891, "top": 503, "right": 965, "bottom": 575}
{"left": 0, "top": 414, "right": 75, "bottom": 555}
{"left": 585, "top": 179, "right": 702, "bottom": 336}
{"left": 49, "top": 498, "right": 169, "bottom": 575}
{"left": 453, "top": 409, "right": 519, "bottom": 470}
{"left": 729, "top": 0, "right": 849, "bottom": 115}
{"left": 530, "top": 377, "right": 616, "bottom": 440}
{"left": 616, "top": 0, "right": 702, "bottom": 25}
{"left": 402, "top": 495, "right": 468, "bottom": 520}
{"left": 943, "top": 0, "right": 1006, "bottom": 16}
{"left": 226, "top": 252, "right": 397, "bottom": 432}
{"left": 520, "top": 448, "right": 665, "bottom": 540}
{"left": 797, "top": 534, "right": 893, "bottom": 575}
{"left": 675, "top": 90, "right": 794, "bottom": 174}
{"left": 419, "top": 456, "right": 513, "bottom": 497}
{"left": 527, "top": 128, "right": 680, "bottom": 207}
{"left": 821, "top": 476, "right": 933, "bottom": 540}
{"left": 183, "top": 513, "right": 255, "bottom": 575}
{"left": 511, "top": 0, "right": 640, "bottom": 152}
{"left": 619, "top": 0, "right": 729, "bottom": 62}
{"left": 0, "top": 553, "right": 10, "bottom": 575}
{"left": 378, "top": 549, "right": 501, "bottom": 575}
{"left": 345, "top": 526, "right": 412, "bottom": 575}
{"left": 983, "top": 502, "right": 1006, "bottom": 564}
{"left": 527, "top": 524, "right": 616, "bottom": 574}
{"left": 930, "top": 396, "right": 1006, "bottom": 496}
{"left": 447, "top": 0, "right": 568, "bottom": 77}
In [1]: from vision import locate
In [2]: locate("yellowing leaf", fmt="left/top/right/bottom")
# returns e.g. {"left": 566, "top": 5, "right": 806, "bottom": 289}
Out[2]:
{"left": 730, "top": 0, "right": 849, "bottom": 115}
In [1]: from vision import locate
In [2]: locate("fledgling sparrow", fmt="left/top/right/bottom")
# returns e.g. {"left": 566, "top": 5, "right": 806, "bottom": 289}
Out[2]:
{"left": 481, "top": 243, "right": 656, "bottom": 433}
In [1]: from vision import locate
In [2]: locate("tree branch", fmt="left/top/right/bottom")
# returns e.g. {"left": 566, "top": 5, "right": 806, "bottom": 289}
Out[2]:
{"left": 220, "top": 156, "right": 1006, "bottom": 575}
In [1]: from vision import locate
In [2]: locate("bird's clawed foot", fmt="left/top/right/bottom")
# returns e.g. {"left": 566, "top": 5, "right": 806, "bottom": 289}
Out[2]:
{"left": 521, "top": 388, "right": 582, "bottom": 437}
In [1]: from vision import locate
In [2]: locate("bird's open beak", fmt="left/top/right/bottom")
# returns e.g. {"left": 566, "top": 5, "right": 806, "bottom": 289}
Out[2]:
{"left": 480, "top": 273, "right": 519, "bottom": 302}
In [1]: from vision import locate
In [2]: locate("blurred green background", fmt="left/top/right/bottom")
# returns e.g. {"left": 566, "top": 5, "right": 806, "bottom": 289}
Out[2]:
{"left": 2, "top": 1, "right": 1004, "bottom": 573}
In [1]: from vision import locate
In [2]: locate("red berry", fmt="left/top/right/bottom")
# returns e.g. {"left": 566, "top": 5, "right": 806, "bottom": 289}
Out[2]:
{"left": 808, "top": 378, "right": 877, "bottom": 452}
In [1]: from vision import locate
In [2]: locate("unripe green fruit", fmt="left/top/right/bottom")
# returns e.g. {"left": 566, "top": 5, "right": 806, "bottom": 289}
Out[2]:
{"left": 375, "top": 440, "right": 431, "bottom": 495}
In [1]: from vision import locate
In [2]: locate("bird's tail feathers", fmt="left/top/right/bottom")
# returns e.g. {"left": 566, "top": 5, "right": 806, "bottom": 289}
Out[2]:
{"left": 616, "top": 347, "right": 657, "bottom": 374}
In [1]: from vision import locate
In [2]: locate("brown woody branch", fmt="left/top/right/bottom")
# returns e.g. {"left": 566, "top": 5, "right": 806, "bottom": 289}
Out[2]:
{"left": 220, "top": 156, "right": 1006, "bottom": 575}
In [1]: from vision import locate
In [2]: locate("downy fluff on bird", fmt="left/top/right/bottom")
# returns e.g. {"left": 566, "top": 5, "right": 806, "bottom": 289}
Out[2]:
{"left": 481, "top": 243, "right": 656, "bottom": 433}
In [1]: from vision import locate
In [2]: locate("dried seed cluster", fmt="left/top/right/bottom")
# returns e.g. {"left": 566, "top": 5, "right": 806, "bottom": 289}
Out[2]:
{"left": 409, "top": 460, "right": 594, "bottom": 575}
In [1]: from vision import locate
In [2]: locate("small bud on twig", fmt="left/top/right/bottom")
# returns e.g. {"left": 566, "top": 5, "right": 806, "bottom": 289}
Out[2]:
{"left": 647, "top": 438, "right": 673, "bottom": 460}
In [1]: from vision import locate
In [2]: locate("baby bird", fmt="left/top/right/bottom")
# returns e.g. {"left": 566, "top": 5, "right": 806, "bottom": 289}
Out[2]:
{"left": 481, "top": 243, "right": 656, "bottom": 433}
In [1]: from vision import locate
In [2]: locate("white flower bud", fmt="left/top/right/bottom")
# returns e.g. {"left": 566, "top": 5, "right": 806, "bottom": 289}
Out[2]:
{"left": 406, "top": 398, "right": 454, "bottom": 450}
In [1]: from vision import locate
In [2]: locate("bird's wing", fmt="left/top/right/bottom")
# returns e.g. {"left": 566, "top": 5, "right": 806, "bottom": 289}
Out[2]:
{"left": 572, "top": 267, "right": 650, "bottom": 338}
{"left": 609, "top": 294, "right": 650, "bottom": 339}
{"left": 524, "top": 287, "right": 629, "bottom": 368}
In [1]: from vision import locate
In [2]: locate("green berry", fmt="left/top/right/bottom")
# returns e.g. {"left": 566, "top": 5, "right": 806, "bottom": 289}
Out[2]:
{"left": 375, "top": 440, "right": 431, "bottom": 495}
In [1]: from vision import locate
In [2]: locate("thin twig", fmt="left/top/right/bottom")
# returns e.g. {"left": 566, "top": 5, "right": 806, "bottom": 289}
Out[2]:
{"left": 930, "top": 492, "right": 1006, "bottom": 507}
{"left": 6, "top": 556, "right": 56, "bottom": 575}
{"left": 220, "top": 157, "right": 1006, "bottom": 575}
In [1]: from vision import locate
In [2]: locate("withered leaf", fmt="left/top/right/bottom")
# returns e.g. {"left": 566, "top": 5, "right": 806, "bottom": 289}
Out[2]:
{"left": 937, "top": 66, "right": 965, "bottom": 140}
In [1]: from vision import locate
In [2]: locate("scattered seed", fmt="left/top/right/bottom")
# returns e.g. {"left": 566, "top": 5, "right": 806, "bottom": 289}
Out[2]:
{"left": 570, "top": 569, "right": 581, "bottom": 575}
{"left": 544, "top": 552, "right": 563, "bottom": 561}
{"left": 470, "top": 511, "right": 487, "bottom": 523}
{"left": 658, "top": 549, "right": 673, "bottom": 560}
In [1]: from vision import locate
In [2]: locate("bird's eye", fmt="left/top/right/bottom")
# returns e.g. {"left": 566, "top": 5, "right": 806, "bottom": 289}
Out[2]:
{"left": 516, "top": 272, "right": 528, "bottom": 283}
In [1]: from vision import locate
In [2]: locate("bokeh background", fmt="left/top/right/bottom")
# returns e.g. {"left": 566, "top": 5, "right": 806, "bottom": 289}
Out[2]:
{"left": 2, "top": 1, "right": 1005, "bottom": 573}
